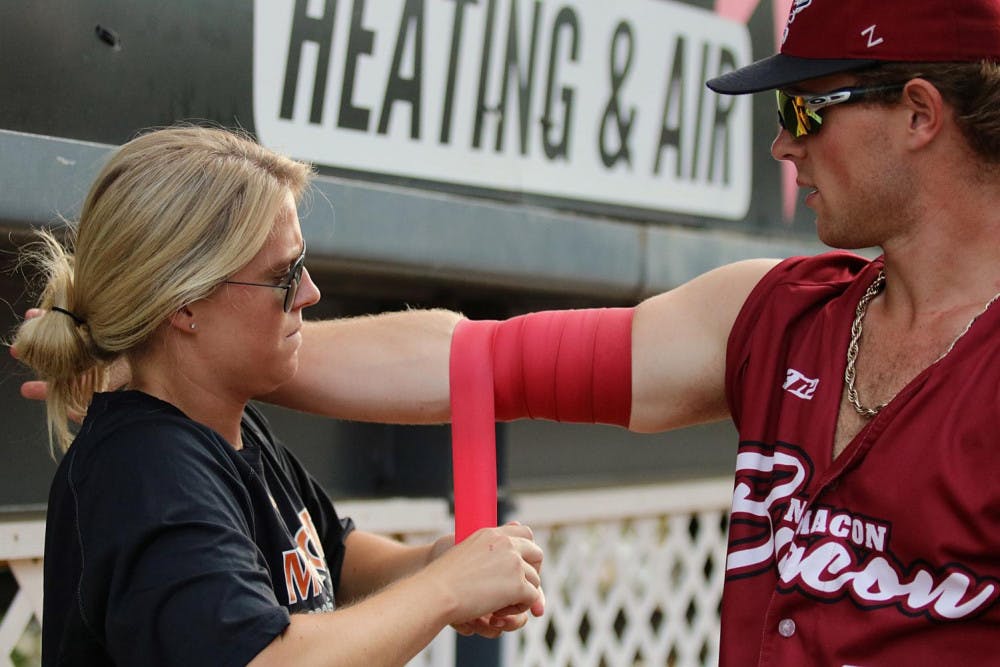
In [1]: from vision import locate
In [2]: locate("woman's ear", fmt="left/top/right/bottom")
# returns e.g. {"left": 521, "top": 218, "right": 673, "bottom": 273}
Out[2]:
{"left": 168, "top": 306, "right": 198, "bottom": 333}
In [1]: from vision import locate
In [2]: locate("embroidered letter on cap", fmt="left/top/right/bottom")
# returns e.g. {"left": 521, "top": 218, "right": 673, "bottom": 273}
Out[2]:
{"left": 861, "top": 24, "right": 884, "bottom": 48}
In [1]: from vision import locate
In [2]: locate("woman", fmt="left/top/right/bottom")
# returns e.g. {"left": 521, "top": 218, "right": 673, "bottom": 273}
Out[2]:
{"left": 12, "top": 126, "right": 544, "bottom": 667}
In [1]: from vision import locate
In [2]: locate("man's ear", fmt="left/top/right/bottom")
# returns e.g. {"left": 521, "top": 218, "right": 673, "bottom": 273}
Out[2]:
{"left": 169, "top": 305, "right": 198, "bottom": 333}
{"left": 900, "top": 78, "right": 945, "bottom": 149}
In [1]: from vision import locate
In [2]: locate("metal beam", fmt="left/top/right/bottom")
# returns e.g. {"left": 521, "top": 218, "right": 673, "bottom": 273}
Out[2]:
{"left": 0, "top": 129, "right": 830, "bottom": 299}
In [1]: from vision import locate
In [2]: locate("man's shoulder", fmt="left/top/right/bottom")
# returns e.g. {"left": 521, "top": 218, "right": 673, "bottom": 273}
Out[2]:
{"left": 738, "top": 250, "right": 878, "bottom": 315}
{"left": 768, "top": 250, "right": 875, "bottom": 289}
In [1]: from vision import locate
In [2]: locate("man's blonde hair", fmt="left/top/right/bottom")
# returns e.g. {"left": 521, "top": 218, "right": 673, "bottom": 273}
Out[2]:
{"left": 14, "top": 125, "right": 314, "bottom": 453}
{"left": 855, "top": 60, "right": 1000, "bottom": 164}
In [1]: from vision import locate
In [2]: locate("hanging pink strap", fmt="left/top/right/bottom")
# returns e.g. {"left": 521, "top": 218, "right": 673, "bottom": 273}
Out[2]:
{"left": 449, "top": 318, "right": 498, "bottom": 541}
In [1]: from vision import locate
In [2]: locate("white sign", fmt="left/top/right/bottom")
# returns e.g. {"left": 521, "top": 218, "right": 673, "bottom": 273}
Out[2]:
{"left": 254, "top": 0, "right": 752, "bottom": 220}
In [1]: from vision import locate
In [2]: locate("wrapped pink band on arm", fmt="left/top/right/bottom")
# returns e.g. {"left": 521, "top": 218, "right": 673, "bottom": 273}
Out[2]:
{"left": 449, "top": 308, "right": 634, "bottom": 540}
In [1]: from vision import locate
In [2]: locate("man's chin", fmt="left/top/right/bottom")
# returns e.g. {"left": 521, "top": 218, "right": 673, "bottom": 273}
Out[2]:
{"left": 815, "top": 221, "right": 872, "bottom": 251}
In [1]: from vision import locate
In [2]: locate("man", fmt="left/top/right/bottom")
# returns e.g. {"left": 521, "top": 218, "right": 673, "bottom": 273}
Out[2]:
{"left": 19, "top": 0, "right": 1000, "bottom": 663}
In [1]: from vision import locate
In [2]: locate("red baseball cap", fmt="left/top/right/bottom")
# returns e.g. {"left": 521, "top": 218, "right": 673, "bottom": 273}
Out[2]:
{"left": 708, "top": 0, "right": 1000, "bottom": 94}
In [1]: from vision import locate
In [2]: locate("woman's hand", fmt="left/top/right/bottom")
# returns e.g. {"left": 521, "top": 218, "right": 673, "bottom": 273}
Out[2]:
{"left": 426, "top": 522, "right": 545, "bottom": 638}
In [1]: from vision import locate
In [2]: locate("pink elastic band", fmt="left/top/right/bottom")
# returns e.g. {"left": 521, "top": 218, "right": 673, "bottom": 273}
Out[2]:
{"left": 449, "top": 308, "right": 634, "bottom": 540}
{"left": 491, "top": 308, "right": 633, "bottom": 424}
{"left": 449, "top": 318, "right": 498, "bottom": 541}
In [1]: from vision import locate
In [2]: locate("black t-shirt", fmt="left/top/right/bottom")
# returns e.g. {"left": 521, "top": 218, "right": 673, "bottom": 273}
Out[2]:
{"left": 41, "top": 391, "right": 354, "bottom": 666}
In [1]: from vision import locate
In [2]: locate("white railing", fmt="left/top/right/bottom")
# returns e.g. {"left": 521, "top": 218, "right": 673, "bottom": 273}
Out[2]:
{"left": 0, "top": 500, "right": 454, "bottom": 667}
{"left": 0, "top": 519, "right": 44, "bottom": 667}
{"left": 337, "top": 498, "right": 456, "bottom": 667}
{"left": 505, "top": 479, "right": 731, "bottom": 667}
{"left": 0, "top": 479, "right": 732, "bottom": 667}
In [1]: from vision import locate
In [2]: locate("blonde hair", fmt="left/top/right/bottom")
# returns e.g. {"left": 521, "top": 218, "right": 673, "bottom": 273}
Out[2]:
{"left": 855, "top": 61, "right": 1000, "bottom": 164}
{"left": 13, "top": 126, "right": 314, "bottom": 453}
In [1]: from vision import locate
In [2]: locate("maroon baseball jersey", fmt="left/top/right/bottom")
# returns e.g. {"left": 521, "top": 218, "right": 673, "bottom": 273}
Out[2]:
{"left": 722, "top": 252, "right": 1000, "bottom": 666}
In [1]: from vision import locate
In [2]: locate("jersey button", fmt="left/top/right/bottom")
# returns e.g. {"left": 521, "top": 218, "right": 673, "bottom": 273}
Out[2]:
{"left": 778, "top": 618, "right": 796, "bottom": 638}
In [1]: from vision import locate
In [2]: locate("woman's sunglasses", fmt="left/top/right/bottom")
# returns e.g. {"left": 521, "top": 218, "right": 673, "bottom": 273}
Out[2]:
{"left": 776, "top": 84, "right": 905, "bottom": 137}
{"left": 224, "top": 245, "right": 307, "bottom": 313}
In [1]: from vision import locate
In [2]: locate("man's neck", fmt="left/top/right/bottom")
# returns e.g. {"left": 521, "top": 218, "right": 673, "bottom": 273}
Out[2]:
{"left": 877, "top": 176, "right": 1000, "bottom": 320}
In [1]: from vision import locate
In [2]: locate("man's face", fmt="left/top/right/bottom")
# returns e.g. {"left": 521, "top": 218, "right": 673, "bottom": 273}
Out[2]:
{"left": 770, "top": 74, "right": 915, "bottom": 249}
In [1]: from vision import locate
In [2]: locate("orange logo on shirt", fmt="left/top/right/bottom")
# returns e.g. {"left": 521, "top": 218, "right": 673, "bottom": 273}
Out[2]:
{"left": 282, "top": 508, "right": 329, "bottom": 605}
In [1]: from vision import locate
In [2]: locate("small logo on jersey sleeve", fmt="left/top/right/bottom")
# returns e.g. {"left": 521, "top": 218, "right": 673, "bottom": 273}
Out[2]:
{"left": 783, "top": 368, "right": 819, "bottom": 400}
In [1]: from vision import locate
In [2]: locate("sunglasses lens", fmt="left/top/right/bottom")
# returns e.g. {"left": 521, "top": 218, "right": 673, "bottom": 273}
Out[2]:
{"left": 284, "top": 260, "right": 305, "bottom": 312}
{"left": 776, "top": 91, "right": 793, "bottom": 132}
{"left": 776, "top": 91, "right": 819, "bottom": 137}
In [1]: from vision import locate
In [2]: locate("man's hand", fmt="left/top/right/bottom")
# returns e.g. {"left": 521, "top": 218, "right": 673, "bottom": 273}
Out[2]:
{"left": 10, "top": 309, "right": 46, "bottom": 400}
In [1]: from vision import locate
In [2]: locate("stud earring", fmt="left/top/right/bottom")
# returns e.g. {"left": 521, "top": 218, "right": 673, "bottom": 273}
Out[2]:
{"left": 189, "top": 323, "right": 197, "bottom": 330}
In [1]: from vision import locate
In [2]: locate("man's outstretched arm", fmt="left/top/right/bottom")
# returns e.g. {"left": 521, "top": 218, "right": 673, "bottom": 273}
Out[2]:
{"left": 261, "top": 308, "right": 462, "bottom": 423}
{"left": 629, "top": 258, "right": 778, "bottom": 433}
{"left": 14, "top": 307, "right": 460, "bottom": 424}
{"left": 19, "top": 259, "right": 778, "bottom": 433}
{"left": 17, "top": 258, "right": 778, "bottom": 432}
{"left": 261, "top": 258, "right": 778, "bottom": 432}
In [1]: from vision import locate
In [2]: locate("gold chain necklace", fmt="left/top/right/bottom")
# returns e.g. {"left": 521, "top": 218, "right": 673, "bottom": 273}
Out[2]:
{"left": 844, "top": 269, "right": 1000, "bottom": 419}
{"left": 844, "top": 270, "right": 886, "bottom": 418}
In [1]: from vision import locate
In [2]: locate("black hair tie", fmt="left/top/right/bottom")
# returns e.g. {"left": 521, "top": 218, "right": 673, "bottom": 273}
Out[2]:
{"left": 51, "top": 306, "right": 86, "bottom": 326}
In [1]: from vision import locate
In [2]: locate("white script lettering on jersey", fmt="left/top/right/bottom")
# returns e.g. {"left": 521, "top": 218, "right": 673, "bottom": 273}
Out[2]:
{"left": 727, "top": 442, "right": 1000, "bottom": 620}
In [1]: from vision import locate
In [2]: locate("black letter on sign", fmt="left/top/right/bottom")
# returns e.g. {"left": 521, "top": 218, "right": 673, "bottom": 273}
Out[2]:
{"left": 378, "top": 0, "right": 424, "bottom": 138}
{"left": 653, "top": 36, "right": 686, "bottom": 176}
{"left": 495, "top": 0, "right": 542, "bottom": 154}
{"left": 280, "top": 0, "right": 338, "bottom": 123}
{"left": 690, "top": 41, "right": 710, "bottom": 180}
{"left": 599, "top": 22, "right": 635, "bottom": 168}
{"left": 339, "top": 0, "right": 374, "bottom": 132}
{"left": 542, "top": 7, "right": 579, "bottom": 161}
{"left": 472, "top": 0, "right": 498, "bottom": 149}
{"left": 440, "top": 0, "right": 478, "bottom": 145}
{"left": 707, "top": 47, "right": 738, "bottom": 185}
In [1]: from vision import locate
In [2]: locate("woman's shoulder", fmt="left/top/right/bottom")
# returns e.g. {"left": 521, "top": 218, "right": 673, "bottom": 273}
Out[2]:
{"left": 67, "top": 390, "right": 237, "bottom": 484}
{"left": 54, "top": 391, "right": 257, "bottom": 531}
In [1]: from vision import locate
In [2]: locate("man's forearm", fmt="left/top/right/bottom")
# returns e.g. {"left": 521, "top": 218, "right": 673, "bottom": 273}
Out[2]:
{"left": 261, "top": 309, "right": 462, "bottom": 423}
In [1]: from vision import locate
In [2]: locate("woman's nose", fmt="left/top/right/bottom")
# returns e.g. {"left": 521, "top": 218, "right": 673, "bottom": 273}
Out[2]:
{"left": 294, "top": 267, "right": 321, "bottom": 310}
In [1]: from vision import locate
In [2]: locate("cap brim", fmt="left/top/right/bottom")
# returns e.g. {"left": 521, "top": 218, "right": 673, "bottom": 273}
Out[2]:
{"left": 706, "top": 54, "right": 880, "bottom": 94}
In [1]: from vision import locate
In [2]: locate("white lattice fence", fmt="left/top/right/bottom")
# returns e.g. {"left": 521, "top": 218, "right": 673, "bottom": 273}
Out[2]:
{"left": 1, "top": 480, "right": 733, "bottom": 667}
{"left": 504, "top": 478, "right": 732, "bottom": 667}
{"left": 336, "top": 498, "right": 456, "bottom": 667}
{"left": 0, "top": 520, "right": 44, "bottom": 667}
{"left": 0, "top": 500, "right": 454, "bottom": 667}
